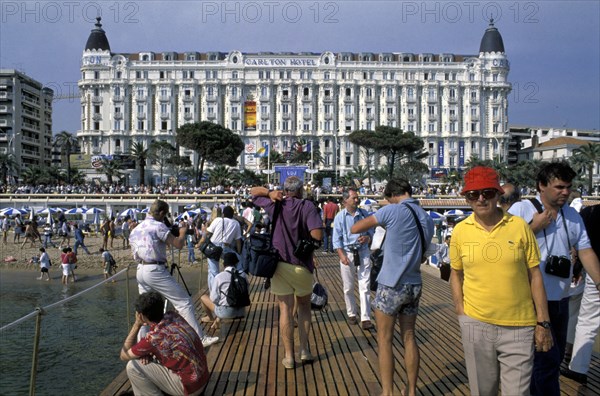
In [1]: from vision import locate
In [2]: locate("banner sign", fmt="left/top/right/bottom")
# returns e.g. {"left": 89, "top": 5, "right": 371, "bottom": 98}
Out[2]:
{"left": 274, "top": 165, "right": 308, "bottom": 186}
{"left": 438, "top": 141, "right": 444, "bottom": 167}
{"left": 244, "top": 101, "right": 256, "bottom": 131}
{"left": 459, "top": 141, "right": 465, "bottom": 166}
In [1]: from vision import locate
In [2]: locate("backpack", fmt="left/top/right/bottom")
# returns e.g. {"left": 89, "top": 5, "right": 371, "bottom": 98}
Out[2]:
{"left": 222, "top": 269, "right": 251, "bottom": 308}
{"left": 108, "top": 253, "right": 117, "bottom": 267}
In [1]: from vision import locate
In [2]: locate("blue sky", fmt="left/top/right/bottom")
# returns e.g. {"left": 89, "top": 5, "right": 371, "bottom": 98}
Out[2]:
{"left": 1, "top": 1, "right": 599, "bottom": 133}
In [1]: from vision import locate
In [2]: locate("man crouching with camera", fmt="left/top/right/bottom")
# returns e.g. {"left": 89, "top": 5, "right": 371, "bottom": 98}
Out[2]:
{"left": 129, "top": 199, "right": 219, "bottom": 348}
{"left": 120, "top": 291, "right": 209, "bottom": 396}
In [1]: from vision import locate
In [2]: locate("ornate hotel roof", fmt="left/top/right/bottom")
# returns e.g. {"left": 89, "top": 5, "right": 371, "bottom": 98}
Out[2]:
{"left": 85, "top": 17, "right": 111, "bottom": 52}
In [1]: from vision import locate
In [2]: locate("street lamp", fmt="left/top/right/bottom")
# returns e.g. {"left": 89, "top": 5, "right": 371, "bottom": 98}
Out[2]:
{"left": 333, "top": 129, "right": 339, "bottom": 187}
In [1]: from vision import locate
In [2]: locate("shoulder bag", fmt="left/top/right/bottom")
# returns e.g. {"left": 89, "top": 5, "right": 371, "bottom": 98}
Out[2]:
{"left": 200, "top": 215, "right": 224, "bottom": 261}
{"left": 243, "top": 202, "right": 282, "bottom": 278}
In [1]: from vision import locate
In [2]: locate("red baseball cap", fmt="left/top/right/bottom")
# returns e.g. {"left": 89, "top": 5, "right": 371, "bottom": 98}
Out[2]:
{"left": 461, "top": 166, "right": 504, "bottom": 195}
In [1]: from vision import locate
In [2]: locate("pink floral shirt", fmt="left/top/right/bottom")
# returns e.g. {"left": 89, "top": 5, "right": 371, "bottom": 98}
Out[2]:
{"left": 129, "top": 216, "right": 171, "bottom": 263}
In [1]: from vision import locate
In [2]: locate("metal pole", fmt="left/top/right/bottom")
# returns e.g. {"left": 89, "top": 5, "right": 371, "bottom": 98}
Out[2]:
{"left": 29, "top": 307, "right": 44, "bottom": 396}
{"left": 126, "top": 265, "right": 131, "bottom": 329}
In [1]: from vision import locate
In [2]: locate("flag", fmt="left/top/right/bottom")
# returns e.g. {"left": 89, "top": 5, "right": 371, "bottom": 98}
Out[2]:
{"left": 303, "top": 142, "right": 311, "bottom": 153}
{"left": 256, "top": 144, "right": 269, "bottom": 158}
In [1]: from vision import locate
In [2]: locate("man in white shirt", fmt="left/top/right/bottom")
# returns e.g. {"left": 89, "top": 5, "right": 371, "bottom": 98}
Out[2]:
{"left": 205, "top": 206, "right": 242, "bottom": 291}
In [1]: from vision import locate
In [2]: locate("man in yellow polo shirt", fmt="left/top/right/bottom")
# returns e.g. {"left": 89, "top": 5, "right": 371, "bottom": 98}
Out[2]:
{"left": 450, "top": 166, "right": 553, "bottom": 396}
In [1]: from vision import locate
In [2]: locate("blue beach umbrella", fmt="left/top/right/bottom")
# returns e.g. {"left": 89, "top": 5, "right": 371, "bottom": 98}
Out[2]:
{"left": 140, "top": 208, "right": 150, "bottom": 213}
{"left": 176, "top": 210, "right": 198, "bottom": 221}
{"left": 65, "top": 207, "right": 88, "bottom": 215}
{"left": 427, "top": 211, "right": 446, "bottom": 222}
{"left": 444, "top": 209, "right": 465, "bottom": 217}
{"left": 119, "top": 208, "right": 140, "bottom": 218}
{"left": 184, "top": 204, "right": 197, "bottom": 210}
{"left": 84, "top": 207, "right": 105, "bottom": 215}
{"left": 0, "top": 207, "right": 28, "bottom": 216}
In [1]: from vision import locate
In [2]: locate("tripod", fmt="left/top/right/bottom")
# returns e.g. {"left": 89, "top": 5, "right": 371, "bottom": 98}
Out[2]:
{"left": 170, "top": 261, "right": 191, "bottom": 296}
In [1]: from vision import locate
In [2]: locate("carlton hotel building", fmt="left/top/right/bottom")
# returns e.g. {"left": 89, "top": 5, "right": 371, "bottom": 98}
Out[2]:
{"left": 78, "top": 18, "right": 511, "bottom": 184}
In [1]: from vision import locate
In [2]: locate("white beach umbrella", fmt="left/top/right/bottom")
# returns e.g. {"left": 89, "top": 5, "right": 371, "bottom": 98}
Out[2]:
{"left": 443, "top": 209, "right": 465, "bottom": 217}
{"left": 0, "top": 207, "right": 28, "bottom": 216}
{"left": 65, "top": 207, "right": 88, "bottom": 215}
{"left": 175, "top": 210, "right": 198, "bottom": 221}
{"left": 119, "top": 208, "right": 141, "bottom": 218}
{"left": 84, "top": 207, "right": 105, "bottom": 215}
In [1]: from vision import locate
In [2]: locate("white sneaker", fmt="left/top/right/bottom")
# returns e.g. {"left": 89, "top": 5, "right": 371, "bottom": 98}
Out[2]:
{"left": 202, "top": 335, "right": 219, "bottom": 348}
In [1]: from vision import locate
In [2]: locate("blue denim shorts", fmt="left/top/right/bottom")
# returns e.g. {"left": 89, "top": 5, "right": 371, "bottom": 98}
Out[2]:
{"left": 373, "top": 283, "right": 422, "bottom": 316}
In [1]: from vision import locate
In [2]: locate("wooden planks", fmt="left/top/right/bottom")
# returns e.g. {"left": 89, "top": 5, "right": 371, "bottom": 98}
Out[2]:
{"left": 102, "top": 255, "right": 600, "bottom": 396}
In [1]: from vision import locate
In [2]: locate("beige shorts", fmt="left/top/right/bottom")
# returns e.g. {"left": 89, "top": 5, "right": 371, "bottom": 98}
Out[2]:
{"left": 270, "top": 261, "right": 313, "bottom": 297}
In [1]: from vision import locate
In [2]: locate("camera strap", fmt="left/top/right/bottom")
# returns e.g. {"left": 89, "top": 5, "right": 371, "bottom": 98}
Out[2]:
{"left": 529, "top": 198, "right": 572, "bottom": 256}
{"left": 403, "top": 202, "right": 427, "bottom": 260}
{"left": 341, "top": 208, "right": 368, "bottom": 250}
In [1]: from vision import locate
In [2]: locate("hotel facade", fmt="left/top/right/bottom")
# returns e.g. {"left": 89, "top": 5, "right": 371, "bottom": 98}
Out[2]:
{"left": 78, "top": 18, "right": 511, "bottom": 184}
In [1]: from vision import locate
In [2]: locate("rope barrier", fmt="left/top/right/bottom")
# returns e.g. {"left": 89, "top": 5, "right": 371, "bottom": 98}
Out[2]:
{"left": 0, "top": 266, "right": 130, "bottom": 333}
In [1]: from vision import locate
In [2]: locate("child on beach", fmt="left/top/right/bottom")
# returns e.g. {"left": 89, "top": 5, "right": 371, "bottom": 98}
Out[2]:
{"left": 38, "top": 247, "right": 51, "bottom": 281}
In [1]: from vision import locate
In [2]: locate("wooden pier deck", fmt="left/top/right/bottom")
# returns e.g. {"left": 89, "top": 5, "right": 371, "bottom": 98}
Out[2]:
{"left": 102, "top": 254, "right": 600, "bottom": 395}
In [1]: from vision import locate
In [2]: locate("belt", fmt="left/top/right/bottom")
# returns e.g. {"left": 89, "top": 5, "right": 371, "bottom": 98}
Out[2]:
{"left": 139, "top": 261, "right": 167, "bottom": 265}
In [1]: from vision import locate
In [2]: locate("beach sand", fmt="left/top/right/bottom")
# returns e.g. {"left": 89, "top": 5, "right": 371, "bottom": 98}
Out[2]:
{"left": 0, "top": 231, "right": 202, "bottom": 272}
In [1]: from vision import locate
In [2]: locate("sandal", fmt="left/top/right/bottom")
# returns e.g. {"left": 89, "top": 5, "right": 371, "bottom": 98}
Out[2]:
{"left": 200, "top": 316, "right": 214, "bottom": 323}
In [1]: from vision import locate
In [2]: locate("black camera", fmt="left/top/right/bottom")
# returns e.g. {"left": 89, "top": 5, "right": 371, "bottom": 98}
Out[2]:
{"left": 348, "top": 243, "right": 361, "bottom": 253}
{"left": 163, "top": 217, "right": 180, "bottom": 237}
{"left": 545, "top": 255, "right": 571, "bottom": 279}
{"left": 294, "top": 238, "right": 321, "bottom": 260}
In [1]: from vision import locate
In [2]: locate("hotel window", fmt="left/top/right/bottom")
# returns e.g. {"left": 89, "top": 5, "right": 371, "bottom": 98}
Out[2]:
{"left": 346, "top": 155, "right": 351, "bottom": 166}
{"left": 428, "top": 105, "right": 435, "bottom": 115}
{"left": 161, "top": 121, "right": 168, "bottom": 130}
{"left": 428, "top": 123, "right": 435, "bottom": 132}
{"left": 390, "top": 72, "right": 395, "bottom": 79}
{"left": 325, "top": 89, "right": 331, "bottom": 97}
{"left": 303, "top": 106, "right": 310, "bottom": 114}
{"left": 94, "top": 71, "right": 99, "bottom": 79}
{"left": 324, "top": 104, "right": 331, "bottom": 114}
{"left": 450, "top": 108, "right": 456, "bottom": 117}
{"left": 428, "top": 88, "right": 436, "bottom": 100}
{"left": 184, "top": 89, "right": 191, "bottom": 97}
{"left": 407, "top": 87, "right": 414, "bottom": 99}
{"left": 258, "top": 71, "right": 264, "bottom": 79}
{"left": 282, "top": 121, "right": 289, "bottom": 131}
{"left": 303, "top": 123, "right": 310, "bottom": 131}
{"left": 161, "top": 103, "right": 168, "bottom": 113}
{"left": 324, "top": 72, "right": 330, "bottom": 80}
{"left": 279, "top": 71, "right": 285, "bottom": 79}
{"left": 261, "top": 123, "right": 268, "bottom": 130}
{"left": 136, "top": 71, "right": 142, "bottom": 79}
{"left": 493, "top": 123, "right": 499, "bottom": 133}
{"left": 387, "top": 87, "right": 393, "bottom": 97}
{"left": 265, "top": 71, "right": 271, "bottom": 79}
{"left": 449, "top": 88, "right": 456, "bottom": 99}
{"left": 387, "top": 107, "right": 393, "bottom": 115}
{"left": 161, "top": 88, "right": 168, "bottom": 97}
{"left": 287, "top": 71, "right": 292, "bottom": 79}
{"left": 471, "top": 91, "right": 477, "bottom": 100}
{"left": 408, "top": 108, "right": 414, "bottom": 116}
{"left": 207, "top": 87, "right": 214, "bottom": 96}
{"left": 345, "top": 105, "right": 352, "bottom": 114}
{"left": 471, "top": 108, "right": 477, "bottom": 117}
{"left": 231, "top": 87, "right": 238, "bottom": 97}
{"left": 114, "top": 120, "right": 121, "bottom": 130}
{"left": 137, "top": 121, "right": 144, "bottom": 130}
{"left": 261, "top": 86, "right": 267, "bottom": 97}
{"left": 208, "top": 107, "right": 214, "bottom": 114}
{"left": 231, "top": 120, "right": 237, "bottom": 130}
{"left": 232, "top": 106, "right": 239, "bottom": 114}
{"left": 383, "top": 72, "right": 388, "bottom": 80}
{"left": 366, "top": 88, "right": 373, "bottom": 97}
{"left": 115, "top": 106, "right": 121, "bottom": 114}
{"left": 137, "top": 104, "right": 144, "bottom": 113}
{"left": 493, "top": 107, "right": 499, "bottom": 118}
{"left": 282, "top": 89, "right": 289, "bottom": 97}
{"left": 182, "top": 71, "right": 188, "bottom": 79}
{"left": 184, "top": 107, "right": 191, "bottom": 114}
{"left": 303, "top": 87, "right": 309, "bottom": 96}
{"left": 345, "top": 88, "right": 351, "bottom": 96}
{"left": 367, "top": 121, "right": 373, "bottom": 130}
{"left": 469, "top": 73, "right": 475, "bottom": 81}
{"left": 407, "top": 123, "right": 414, "bottom": 132}
{"left": 324, "top": 121, "right": 332, "bottom": 131}
{"left": 493, "top": 90, "right": 499, "bottom": 100}
{"left": 300, "top": 71, "right": 305, "bottom": 79}
{"left": 114, "top": 87, "right": 121, "bottom": 96}
{"left": 493, "top": 73, "right": 498, "bottom": 82}
{"left": 232, "top": 71, "right": 238, "bottom": 79}
{"left": 471, "top": 122, "right": 477, "bottom": 132}
{"left": 450, "top": 122, "right": 456, "bottom": 132}
{"left": 261, "top": 105, "right": 268, "bottom": 113}
{"left": 282, "top": 104, "right": 289, "bottom": 113}
{"left": 160, "top": 71, "right": 166, "bottom": 79}
{"left": 341, "top": 71, "right": 346, "bottom": 79}
{"left": 116, "top": 71, "right": 122, "bottom": 79}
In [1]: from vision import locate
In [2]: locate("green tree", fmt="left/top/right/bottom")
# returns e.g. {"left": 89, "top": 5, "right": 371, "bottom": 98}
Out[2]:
{"left": 349, "top": 126, "right": 425, "bottom": 180}
{"left": 150, "top": 140, "right": 176, "bottom": 185}
{"left": 129, "top": 142, "right": 150, "bottom": 185}
{"left": 96, "top": 158, "right": 123, "bottom": 184}
{"left": 167, "top": 155, "right": 193, "bottom": 185}
{"left": 68, "top": 167, "right": 87, "bottom": 185}
{"left": 175, "top": 122, "right": 244, "bottom": 186}
{"left": 231, "top": 169, "right": 264, "bottom": 186}
{"left": 395, "top": 160, "right": 430, "bottom": 186}
{"left": 572, "top": 143, "right": 600, "bottom": 193}
{"left": 53, "top": 131, "right": 79, "bottom": 184}
{"left": 0, "top": 153, "right": 18, "bottom": 185}
{"left": 290, "top": 138, "right": 323, "bottom": 166}
{"left": 207, "top": 165, "right": 233, "bottom": 186}
{"left": 260, "top": 150, "right": 286, "bottom": 169}
{"left": 345, "top": 165, "right": 369, "bottom": 187}
{"left": 21, "top": 165, "right": 50, "bottom": 185}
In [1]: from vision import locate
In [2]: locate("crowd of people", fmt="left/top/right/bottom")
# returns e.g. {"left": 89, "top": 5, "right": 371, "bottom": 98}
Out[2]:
{"left": 2, "top": 161, "right": 599, "bottom": 396}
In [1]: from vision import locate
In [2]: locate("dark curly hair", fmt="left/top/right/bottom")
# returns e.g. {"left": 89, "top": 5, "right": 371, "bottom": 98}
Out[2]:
{"left": 135, "top": 291, "right": 165, "bottom": 323}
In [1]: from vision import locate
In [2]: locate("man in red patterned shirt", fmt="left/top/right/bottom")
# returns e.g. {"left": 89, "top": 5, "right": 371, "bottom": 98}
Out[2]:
{"left": 120, "top": 292, "right": 210, "bottom": 396}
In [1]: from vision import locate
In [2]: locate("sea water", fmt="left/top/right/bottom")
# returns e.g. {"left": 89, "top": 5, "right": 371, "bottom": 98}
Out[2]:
{"left": 0, "top": 268, "right": 202, "bottom": 395}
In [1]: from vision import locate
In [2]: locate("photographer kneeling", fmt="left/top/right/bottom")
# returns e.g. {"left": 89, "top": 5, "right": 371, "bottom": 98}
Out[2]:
{"left": 129, "top": 199, "right": 219, "bottom": 348}
{"left": 120, "top": 291, "right": 209, "bottom": 396}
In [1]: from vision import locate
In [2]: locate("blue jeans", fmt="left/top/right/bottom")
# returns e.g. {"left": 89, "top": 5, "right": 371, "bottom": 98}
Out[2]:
{"left": 530, "top": 297, "right": 569, "bottom": 396}
{"left": 207, "top": 244, "right": 239, "bottom": 292}
{"left": 323, "top": 219, "right": 334, "bottom": 252}
{"left": 73, "top": 240, "right": 90, "bottom": 255}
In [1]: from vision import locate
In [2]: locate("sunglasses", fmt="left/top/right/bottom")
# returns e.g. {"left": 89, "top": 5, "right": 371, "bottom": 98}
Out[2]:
{"left": 464, "top": 189, "right": 498, "bottom": 201}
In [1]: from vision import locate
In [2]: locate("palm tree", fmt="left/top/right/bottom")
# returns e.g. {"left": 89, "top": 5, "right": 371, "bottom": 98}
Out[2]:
{"left": 21, "top": 165, "right": 49, "bottom": 185}
{"left": 0, "top": 153, "right": 18, "bottom": 185}
{"left": 53, "top": 131, "right": 79, "bottom": 184}
{"left": 150, "top": 141, "right": 176, "bottom": 185}
{"left": 129, "top": 142, "right": 150, "bottom": 185}
{"left": 207, "top": 165, "right": 232, "bottom": 186}
{"left": 96, "top": 158, "right": 124, "bottom": 184}
{"left": 572, "top": 143, "right": 600, "bottom": 194}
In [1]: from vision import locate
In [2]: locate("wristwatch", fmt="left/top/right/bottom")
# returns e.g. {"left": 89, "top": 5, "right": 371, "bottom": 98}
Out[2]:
{"left": 536, "top": 321, "right": 551, "bottom": 329}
